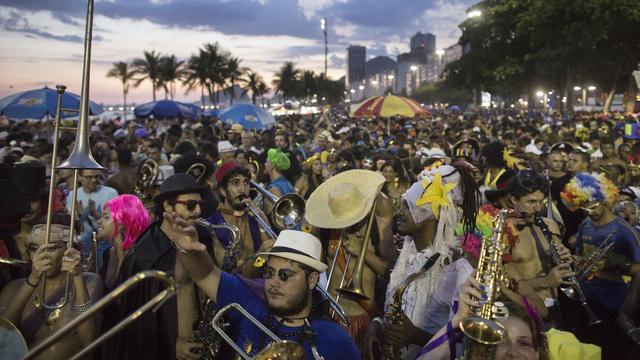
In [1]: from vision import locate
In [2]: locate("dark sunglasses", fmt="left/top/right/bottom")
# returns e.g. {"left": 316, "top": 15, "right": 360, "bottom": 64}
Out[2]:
{"left": 262, "top": 266, "right": 301, "bottom": 282}
{"left": 174, "top": 199, "right": 205, "bottom": 211}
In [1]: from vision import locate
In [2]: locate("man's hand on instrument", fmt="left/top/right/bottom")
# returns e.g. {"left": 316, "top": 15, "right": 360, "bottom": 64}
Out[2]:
{"left": 61, "top": 248, "right": 82, "bottom": 276}
{"left": 545, "top": 263, "right": 574, "bottom": 287}
{"left": 163, "top": 211, "right": 205, "bottom": 252}
{"left": 176, "top": 337, "right": 204, "bottom": 360}
{"left": 557, "top": 243, "right": 573, "bottom": 264}
{"left": 342, "top": 235, "right": 362, "bottom": 256}
{"left": 452, "top": 272, "right": 484, "bottom": 329}
{"left": 383, "top": 312, "right": 420, "bottom": 347}
{"left": 29, "top": 244, "right": 57, "bottom": 283}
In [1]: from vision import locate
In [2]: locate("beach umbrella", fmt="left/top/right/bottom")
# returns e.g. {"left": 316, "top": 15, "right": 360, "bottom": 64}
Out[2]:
{"left": 0, "top": 86, "right": 103, "bottom": 120}
{"left": 350, "top": 94, "right": 430, "bottom": 118}
{"left": 203, "top": 108, "right": 221, "bottom": 118}
{"left": 218, "top": 103, "right": 275, "bottom": 130}
{"left": 134, "top": 99, "right": 201, "bottom": 120}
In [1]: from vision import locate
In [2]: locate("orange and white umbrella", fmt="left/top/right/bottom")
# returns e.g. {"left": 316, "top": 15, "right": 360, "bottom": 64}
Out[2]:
{"left": 349, "top": 95, "right": 430, "bottom": 118}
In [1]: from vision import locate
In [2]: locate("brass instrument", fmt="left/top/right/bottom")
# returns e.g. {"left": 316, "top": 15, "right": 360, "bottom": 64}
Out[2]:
{"left": 193, "top": 218, "right": 240, "bottom": 272}
{"left": 84, "top": 231, "right": 99, "bottom": 273}
{"left": 23, "top": 270, "right": 176, "bottom": 360}
{"left": 1, "top": 316, "right": 27, "bottom": 359}
{"left": 460, "top": 210, "right": 509, "bottom": 360}
{"left": 250, "top": 180, "right": 305, "bottom": 230}
{"left": 186, "top": 162, "right": 207, "bottom": 183}
{"left": 336, "top": 197, "right": 378, "bottom": 301}
{"left": 0, "top": 258, "right": 28, "bottom": 266}
{"left": 575, "top": 235, "right": 615, "bottom": 281}
{"left": 39, "top": 0, "right": 104, "bottom": 310}
{"left": 130, "top": 158, "right": 160, "bottom": 201}
{"left": 534, "top": 216, "right": 601, "bottom": 326}
{"left": 211, "top": 303, "right": 305, "bottom": 360}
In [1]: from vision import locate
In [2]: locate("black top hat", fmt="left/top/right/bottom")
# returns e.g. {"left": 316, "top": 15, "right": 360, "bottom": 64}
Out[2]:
{"left": 485, "top": 170, "right": 516, "bottom": 204}
{"left": 0, "top": 179, "right": 29, "bottom": 225}
{"left": 11, "top": 161, "right": 48, "bottom": 200}
{"left": 153, "top": 173, "right": 205, "bottom": 203}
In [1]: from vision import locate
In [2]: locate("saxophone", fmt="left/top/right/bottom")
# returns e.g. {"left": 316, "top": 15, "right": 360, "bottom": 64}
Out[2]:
{"left": 459, "top": 209, "right": 509, "bottom": 360}
{"left": 191, "top": 219, "right": 241, "bottom": 359}
{"left": 380, "top": 253, "right": 441, "bottom": 359}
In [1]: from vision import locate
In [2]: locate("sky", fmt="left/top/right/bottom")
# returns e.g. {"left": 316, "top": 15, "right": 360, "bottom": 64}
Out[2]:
{"left": 0, "top": 0, "right": 475, "bottom": 105}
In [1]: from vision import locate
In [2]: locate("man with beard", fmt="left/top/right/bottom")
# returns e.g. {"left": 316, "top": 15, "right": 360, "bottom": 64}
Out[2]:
{"left": 103, "top": 173, "right": 212, "bottom": 360}
{"left": 166, "top": 222, "right": 360, "bottom": 359}
{"left": 207, "top": 161, "right": 272, "bottom": 275}
{"left": 557, "top": 151, "right": 590, "bottom": 249}
{"left": 562, "top": 172, "right": 640, "bottom": 358}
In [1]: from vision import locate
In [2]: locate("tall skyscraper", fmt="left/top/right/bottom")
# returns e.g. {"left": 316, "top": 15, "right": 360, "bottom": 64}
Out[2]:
{"left": 410, "top": 32, "right": 435, "bottom": 54}
{"left": 346, "top": 45, "right": 366, "bottom": 86}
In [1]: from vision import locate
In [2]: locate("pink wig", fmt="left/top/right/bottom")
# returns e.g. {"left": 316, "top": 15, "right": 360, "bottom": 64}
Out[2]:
{"left": 104, "top": 195, "right": 151, "bottom": 250}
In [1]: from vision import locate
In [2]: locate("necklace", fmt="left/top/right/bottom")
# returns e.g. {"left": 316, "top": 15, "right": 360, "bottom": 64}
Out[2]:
{"left": 33, "top": 283, "right": 75, "bottom": 329}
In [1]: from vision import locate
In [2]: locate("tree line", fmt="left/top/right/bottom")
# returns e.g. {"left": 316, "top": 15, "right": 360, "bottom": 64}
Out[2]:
{"left": 106, "top": 42, "right": 346, "bottom": 112}
{"left": 441, "top": 0, "right": 640, "bottom": 113}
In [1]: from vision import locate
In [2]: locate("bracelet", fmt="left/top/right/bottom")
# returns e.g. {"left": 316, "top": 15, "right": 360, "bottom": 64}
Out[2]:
{"left": 26, "top": 278, "right": 39, "bottom": 287}
{"left": 169, "top": 237, "right": 196, "bottom": 255}
{"left": 72, "top": 298, "right": 93, "bottom": 315}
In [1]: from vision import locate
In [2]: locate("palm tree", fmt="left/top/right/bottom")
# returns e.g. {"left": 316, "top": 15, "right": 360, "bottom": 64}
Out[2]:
{"left": 201, "top": 42, "right": 229, "bottom": 107}
{"left": 223, "top": 57, "right": 245, "bottom": 105}
{"left": 158, "top": 54, "right": 184, "bottom": 100}
{"left": 132, "top": 50, "right": 162, "bottom": 101}
{"left": 257, "top": 81, "right": 269, "bottom": 107}
{"left": 272, "top": 61, "right": 300, "bottom": 101}
{"left": 301, "top": 70, "right": 317, "bottom": 100}
{"left": 183, "top": 51, "right": 210, "bottom": 108}
{"left": 106, "top": 61, "right": 136, "bottom": 120}
{"left": 242, "top": 70, "right": 266, "bottom": 105}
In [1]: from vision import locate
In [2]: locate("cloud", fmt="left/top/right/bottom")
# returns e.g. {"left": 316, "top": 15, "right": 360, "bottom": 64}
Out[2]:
{"left": 0, "top": 8, "right": 104, "bottom": 42}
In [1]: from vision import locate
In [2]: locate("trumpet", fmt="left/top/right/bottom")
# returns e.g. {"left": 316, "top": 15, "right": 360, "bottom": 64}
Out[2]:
{"left": 534, "top": 216, "right": 601, "bottom": 326}
{"left": 23, "top": 270, "right": 176, "bottom": 360}
{"left": 38, "top": 0, "right": 104, "bottom": 310}
{"left": 460, "top": 210, "right": 510, "bottom": 359}
{"left": 575, "top": 235, "right": 615, "bottom": 281}
{"left": 211, "top": 303, "right": 305, "bottom": 360}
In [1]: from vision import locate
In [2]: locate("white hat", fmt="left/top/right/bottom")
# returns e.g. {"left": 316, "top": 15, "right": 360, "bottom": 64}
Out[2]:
{"left": 259, "top": 230, "right": 328, "bottom": 272}
{"left": 525, "top": 143, "right": 542, "bottom": 155}
{"left": 154, "top": 165, "right": 174, "bottom": 185}
{"left": 218, "top": 140, "right": 236, "bottom": 153}
{"left": 305, "top": 169, "right": 385, "bottom": 229}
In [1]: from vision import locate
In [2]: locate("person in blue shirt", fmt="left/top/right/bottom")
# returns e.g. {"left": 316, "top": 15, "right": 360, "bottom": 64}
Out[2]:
{"left": 562, "top": 172, "right": 640, "bottom": 359}
{"left": 164, "top": 215, "right": 360, "bottom": 360}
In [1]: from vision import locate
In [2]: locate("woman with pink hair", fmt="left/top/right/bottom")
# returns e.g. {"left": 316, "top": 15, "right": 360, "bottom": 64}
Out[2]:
{"left": 97, "top": 194, "right": 151, "bottom": 288}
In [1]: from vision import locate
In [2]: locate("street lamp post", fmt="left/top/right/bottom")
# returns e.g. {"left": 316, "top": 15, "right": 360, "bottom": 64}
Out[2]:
{"left": 410, "top": 65, "right": 418, "bottom": 95}
{"left": 435, "top": 49, "right": 445, "bottom": 80}
{"left": 387, "top": 74, "right": 395, "bottom": 94}
{"left": 320, "top": 18, "right": 328, "bottom": 80}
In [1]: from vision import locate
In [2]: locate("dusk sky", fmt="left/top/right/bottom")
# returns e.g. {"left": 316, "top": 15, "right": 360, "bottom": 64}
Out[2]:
{"left": 0, "top": 0, "right": 475, "bottom": 105}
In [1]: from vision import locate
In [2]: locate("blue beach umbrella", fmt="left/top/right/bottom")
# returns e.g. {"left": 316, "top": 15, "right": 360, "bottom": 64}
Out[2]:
{"left": 218, "top": 104, "right": 275, "bottom": 130}
{"left": 134, "top": 99, "right": 201, "bottom": 120}
{"left": 0, "top": 87, "right": 103, "bottom": 120}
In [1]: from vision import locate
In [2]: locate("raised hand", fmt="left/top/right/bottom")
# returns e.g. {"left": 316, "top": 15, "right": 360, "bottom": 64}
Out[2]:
{"left": 452, "top": 272, "right": 485, "bottom": 328}
{"left": 163, "top": 211, "right": 205, "bottom": 252}
{"left": 29, "top": 244, "right": 58, "bottom": 284}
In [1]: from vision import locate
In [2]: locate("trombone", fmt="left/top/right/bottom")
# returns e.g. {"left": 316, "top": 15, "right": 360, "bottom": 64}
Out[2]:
{"left": 211, "top": 303, "right": 305, "bottom": 360}
{"left": 23, "top": 270, "right": 176, "bottom": 360}
{"left": 250, "top": 180, "right": 305, "bottom": 230}
{"left": 39, "top": 0, "right": 104, "bottom": 310}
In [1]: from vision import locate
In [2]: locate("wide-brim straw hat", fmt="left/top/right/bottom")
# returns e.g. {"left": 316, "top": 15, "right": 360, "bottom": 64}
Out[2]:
{"left": 259, "top": 230, "right": 327, "bottom": 272}
{"left": 305, "top": 169, "right": 385, "bottom": 229}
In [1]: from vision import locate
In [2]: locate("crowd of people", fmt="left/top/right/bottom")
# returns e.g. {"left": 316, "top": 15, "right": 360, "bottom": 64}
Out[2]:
{"left": 0, "top": 107, "right": 639, "bottom": 360}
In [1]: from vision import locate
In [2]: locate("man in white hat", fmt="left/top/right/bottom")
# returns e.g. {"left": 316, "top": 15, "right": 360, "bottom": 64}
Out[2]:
{"left": 217, "top": 140, "right": 237, "bottom": 164}
{"left": 166, "top": 221, "right": 360, "bottom": 359}
{"left": 305, "top": 169, "right": 395, "bottom": 345}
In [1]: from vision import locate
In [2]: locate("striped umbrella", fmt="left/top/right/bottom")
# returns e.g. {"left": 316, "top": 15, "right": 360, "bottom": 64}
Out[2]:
{"left": 349, "top": 95, "right": 430, "bottom": 118}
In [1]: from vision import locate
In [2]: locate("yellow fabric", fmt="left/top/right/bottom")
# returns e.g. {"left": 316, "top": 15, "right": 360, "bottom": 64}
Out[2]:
{"left": 546, "top": 328, "right": 601, "bottom": 360}
{"left": 503, "top": 148, "right": 523, "bottom": 170}
{"left": 484, "top": 168, "right": 506, "bottom": 187}
{"left": 378, "top": 95, "right": 418, "bottom": 117}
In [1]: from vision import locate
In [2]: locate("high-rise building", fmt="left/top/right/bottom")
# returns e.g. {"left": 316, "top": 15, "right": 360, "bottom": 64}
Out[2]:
{"left": 410, "top": 32, "right": 435, "bottom": 55}
{"left": 346, "top": 45, "right": 366, "bottom": 87}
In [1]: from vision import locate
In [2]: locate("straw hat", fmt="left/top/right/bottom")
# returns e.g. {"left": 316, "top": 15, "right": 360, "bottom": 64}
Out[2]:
{"left": 305, "top": 169, "right": 385, "bottom": 229}
{"left": 259, "top": 230, "right": 327, "bottom": 272}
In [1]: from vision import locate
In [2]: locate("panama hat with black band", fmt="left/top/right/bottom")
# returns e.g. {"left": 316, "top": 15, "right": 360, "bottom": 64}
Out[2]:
{"left": 258, "top": 230, "right": 328, "bottom": 272}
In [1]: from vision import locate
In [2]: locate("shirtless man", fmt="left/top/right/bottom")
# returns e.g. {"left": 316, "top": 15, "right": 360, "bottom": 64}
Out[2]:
{"left": 306, "top": 169, "right": 394, "bottom": 344}
{"left": 207, "top": 162, "right": 273, "bottom": 275}
{"left": 591, "top": 139, "right": 628, "bottom": 179}
{"left": 0, "top": 220, "right": 103, "bottom": 360}
{"left": 503, "top": 170, "right": 573, "bottom": 322}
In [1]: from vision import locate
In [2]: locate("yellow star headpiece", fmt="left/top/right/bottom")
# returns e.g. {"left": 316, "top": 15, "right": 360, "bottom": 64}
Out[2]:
{"left": 416, "top": 171, "right": 457, "bottom": 219}
{"left": 503, "top": 148, "right": 523, "bottom": 170}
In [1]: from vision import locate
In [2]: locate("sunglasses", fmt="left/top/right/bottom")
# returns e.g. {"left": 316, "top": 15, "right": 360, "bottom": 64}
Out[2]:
{"left": 262, "top": 266, "right": 303, "bottom": 282}
{"left": 174, "top": 199, "right": 205, "bottom": 211}
{"left": 580, "top": 203, "right": 600, "bottom": 214}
